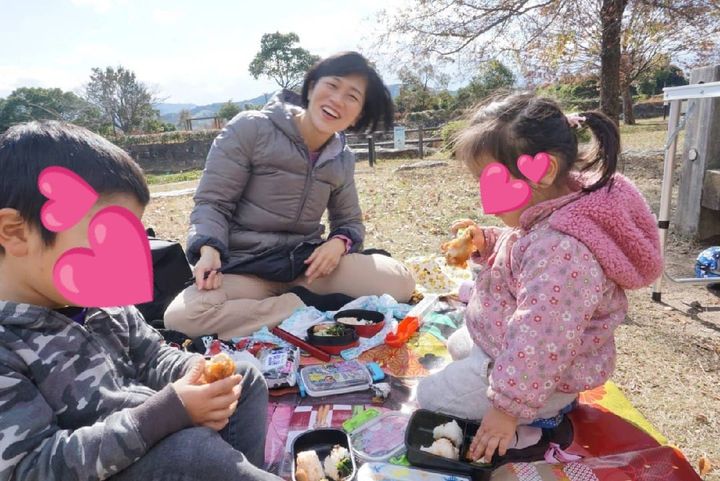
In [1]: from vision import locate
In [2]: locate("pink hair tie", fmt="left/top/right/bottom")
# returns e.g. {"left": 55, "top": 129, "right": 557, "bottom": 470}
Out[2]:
{"left": 566, "top": 113, "right": 587, "bottom": 129}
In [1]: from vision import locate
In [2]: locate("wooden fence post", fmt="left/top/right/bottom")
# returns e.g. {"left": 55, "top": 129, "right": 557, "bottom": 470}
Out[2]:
{"left": 418, "top": 127, "right": 424, "bottom": 159}
{"left": 676, "top": 65, "right": 720, "bottom": 240}
{"left": 367, "top": 134, "right": 376, "bottom": 167}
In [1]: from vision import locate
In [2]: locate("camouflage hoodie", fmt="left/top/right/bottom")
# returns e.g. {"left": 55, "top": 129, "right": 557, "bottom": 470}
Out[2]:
{"left": 0, "top": 301, "right": 197, "bottom": 481}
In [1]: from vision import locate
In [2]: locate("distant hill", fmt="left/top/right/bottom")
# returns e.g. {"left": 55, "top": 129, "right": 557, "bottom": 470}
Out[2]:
{"left": 157, "top": 84, "right": 401, "bottom": 126}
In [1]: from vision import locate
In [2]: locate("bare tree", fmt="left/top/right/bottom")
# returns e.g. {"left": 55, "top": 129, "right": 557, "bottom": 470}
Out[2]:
{"left": 372, "top": 0, "right": 719, "bottom": 123}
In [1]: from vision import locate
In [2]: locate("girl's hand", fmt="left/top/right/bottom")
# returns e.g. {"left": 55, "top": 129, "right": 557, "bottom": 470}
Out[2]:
{"left": 450, "top": 219, "right": 486, "bottom": 254}
{"left": 468, "top": 406, "right": 518, "bottom": 462}
{"left": 304, "top": 238, "right": 346, "bottom": 284}
{"left": 172, "top": 359, "right": 242, "bottom": 431}
{"left": 450, "top": 218, "right": 476, "bottom": 234}
{"left": 194, "top": 245, "right": 223, "bottom": 290}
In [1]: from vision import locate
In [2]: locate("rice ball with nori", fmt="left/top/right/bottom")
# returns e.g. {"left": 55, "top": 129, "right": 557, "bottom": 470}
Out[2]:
{"left": 323, "top": 445, "right": 352, "bottom": 481}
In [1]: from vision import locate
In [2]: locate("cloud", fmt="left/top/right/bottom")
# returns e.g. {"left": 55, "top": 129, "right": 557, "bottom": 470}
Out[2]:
{"left": 0, "top": 67, "right": 86, "bottom": 97}
{"left": 69, "top": 0, "right": 128, "bottom": 13}
{"left": 151, "top": 8, "right": 186, "bottom": 25}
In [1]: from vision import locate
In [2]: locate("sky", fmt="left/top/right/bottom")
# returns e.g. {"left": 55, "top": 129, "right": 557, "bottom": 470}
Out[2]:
{"left": 0, "top": 0, "right": 395, "bottom": 105}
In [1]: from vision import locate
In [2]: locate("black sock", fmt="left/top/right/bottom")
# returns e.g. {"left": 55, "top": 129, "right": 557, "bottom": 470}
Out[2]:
{"left": 288, "top": 286, "right": 354, "bottom": 311}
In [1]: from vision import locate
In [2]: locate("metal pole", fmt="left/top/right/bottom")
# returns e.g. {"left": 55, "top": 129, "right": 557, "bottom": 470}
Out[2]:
{"left": 652, "top": 99, "right": 681, "bottom": 302}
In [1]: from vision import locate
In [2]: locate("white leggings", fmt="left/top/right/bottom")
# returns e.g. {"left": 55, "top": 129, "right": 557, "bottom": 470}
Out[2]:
{"left": 416, "top": 326, "right": 577, "bottom": 424}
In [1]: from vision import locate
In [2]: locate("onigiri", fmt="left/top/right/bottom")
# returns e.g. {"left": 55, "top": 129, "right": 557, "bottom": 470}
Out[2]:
{"left": 420, "top": 438, "right": 460, "bottom": 460}
{"left": 433, "top": 419, "right": 463, "bottom": 447}
{"left": 322, "top": 445, "right": 352, "bottom": 481}
{"left": 295, "top": 450, "right": 326, "bottom": 481}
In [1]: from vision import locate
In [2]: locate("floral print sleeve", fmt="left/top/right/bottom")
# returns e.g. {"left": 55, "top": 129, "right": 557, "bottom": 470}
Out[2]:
{"left": 471, "top": 227, "right": 507, "bottom": 265}
{"left": 487, "top": 234, "right": 606, "bottom": 420}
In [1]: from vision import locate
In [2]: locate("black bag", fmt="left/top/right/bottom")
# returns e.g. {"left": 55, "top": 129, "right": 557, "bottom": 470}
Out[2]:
{"left": 135, "top": 230, "right": 193, "bottom": 326}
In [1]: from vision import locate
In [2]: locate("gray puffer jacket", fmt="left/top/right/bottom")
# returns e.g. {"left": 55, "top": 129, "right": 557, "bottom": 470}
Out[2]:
{"left": 187, "top": 91, "right": 365, "bottom": 282}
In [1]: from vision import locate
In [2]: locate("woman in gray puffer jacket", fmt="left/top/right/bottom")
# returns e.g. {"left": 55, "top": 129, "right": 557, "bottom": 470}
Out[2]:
{"left": 165, "top": 52, "right": 415, "bottom": 339}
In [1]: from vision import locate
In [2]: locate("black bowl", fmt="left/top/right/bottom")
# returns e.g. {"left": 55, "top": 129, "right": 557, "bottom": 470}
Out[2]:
{"left": 291, "top": 428, "right": 356, "bottom": 481}
{"left": 306, "top": 322, "right": 359, "bottom": 355}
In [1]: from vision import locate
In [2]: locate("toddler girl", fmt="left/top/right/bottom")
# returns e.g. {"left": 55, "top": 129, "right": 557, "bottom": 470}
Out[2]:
{"left": 417, "top": 93, "right": 662, "bottom": 462}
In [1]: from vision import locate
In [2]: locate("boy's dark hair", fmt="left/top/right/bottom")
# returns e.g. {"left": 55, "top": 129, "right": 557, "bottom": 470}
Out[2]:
{"left": 456, "top": 92, "right": 619, "bottom": 192}
{"left": 301, "top": 51, "right": 394, "bottom": 133}
{"left": 0, "top": 121, "right": 150, "bottom": 252}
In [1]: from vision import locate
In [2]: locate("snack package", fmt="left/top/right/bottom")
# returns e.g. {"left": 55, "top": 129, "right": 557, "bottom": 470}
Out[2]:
{"left": 257, "top": 346, "right": 299, "bottom": 389}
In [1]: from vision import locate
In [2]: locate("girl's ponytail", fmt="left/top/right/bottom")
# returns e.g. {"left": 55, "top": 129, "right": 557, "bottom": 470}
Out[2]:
{"left": 578, "top": 111, "right": 620, "bottom": 191}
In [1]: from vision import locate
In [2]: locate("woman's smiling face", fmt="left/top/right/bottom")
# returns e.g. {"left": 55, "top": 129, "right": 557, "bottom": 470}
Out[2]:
{"left": 305, "top": 74, "right": 367, "bottom": 135}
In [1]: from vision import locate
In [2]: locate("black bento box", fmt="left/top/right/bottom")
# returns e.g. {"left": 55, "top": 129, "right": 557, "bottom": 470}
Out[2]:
{"left": 291, "top": 428, "right": 356, "bottom": 481}
{"left": 405, "top": 409, "right": 573, "bottom": 481}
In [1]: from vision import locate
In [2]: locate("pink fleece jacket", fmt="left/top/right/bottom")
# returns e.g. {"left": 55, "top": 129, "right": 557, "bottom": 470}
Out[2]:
{"left": 466, "top": 174, "right": 662, "bottom": 419}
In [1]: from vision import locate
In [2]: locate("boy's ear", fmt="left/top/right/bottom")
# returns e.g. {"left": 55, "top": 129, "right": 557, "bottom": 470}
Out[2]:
{"left": 537, "top": 154, "right": 562, "bottom": 188}
{"left": 0, "top": 208, "right": 31, "bottom": 256}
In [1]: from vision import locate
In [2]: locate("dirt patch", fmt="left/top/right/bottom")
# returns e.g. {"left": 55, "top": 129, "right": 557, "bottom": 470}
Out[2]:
{"left": 143, "top": 152, "right": 719, "bottom": 479}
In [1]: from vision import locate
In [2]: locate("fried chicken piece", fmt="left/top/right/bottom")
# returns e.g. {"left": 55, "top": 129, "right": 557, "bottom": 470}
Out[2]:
{"left": 202, "top": 353, "right": 236, "bottom": 383}
{"left": 440, "top": 228, "right": 475, "bottom": 268}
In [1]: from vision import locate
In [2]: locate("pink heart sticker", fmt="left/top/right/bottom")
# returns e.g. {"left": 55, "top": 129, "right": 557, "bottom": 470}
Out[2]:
{"left": 479, "top": 162, "right": 532, "bottom": 214}
{"left": 517, "top": 152, "right": 551, "bottom": 183}
{"left": 38, "top": 166, "right": 99, "bottom": 232}
{"left": 53, "top": 206, "right": 153, "bottom": 307}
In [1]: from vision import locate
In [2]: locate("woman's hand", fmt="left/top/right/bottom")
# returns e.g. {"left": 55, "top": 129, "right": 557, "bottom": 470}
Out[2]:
{"left": 194, "top": 245, "right": 223, "bottom": 290}
{"left": 450, "top": 219, "right": 486, "bottom": 254}
{"left": 468, "top": 406, "right": 518, "bottom": 462}
{"left": 304, "top": 238, "right": 346, "bottom": 284}
{"left": 172, "top": 359, "right": 242, "bottom": 431}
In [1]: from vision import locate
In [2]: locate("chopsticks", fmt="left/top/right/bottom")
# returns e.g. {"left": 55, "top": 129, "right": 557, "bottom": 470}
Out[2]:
{"left": 271, "top": 326, "right": 331, "bottom": 362}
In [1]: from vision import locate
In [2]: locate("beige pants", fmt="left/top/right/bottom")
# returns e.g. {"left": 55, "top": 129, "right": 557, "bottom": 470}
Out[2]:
{"left": 164, "top": 253, "right": 416, "bottom": 339}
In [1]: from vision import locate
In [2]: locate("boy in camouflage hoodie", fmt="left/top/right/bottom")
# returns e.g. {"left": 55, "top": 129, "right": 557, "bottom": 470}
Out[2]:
{"left": 0, "top": 122, "right": 281, "bottom": 481}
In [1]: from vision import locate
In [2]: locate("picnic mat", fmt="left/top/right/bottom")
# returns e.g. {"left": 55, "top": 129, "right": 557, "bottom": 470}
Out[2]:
{"left": 264, "top": 382, "right": 700, "bottom": 480}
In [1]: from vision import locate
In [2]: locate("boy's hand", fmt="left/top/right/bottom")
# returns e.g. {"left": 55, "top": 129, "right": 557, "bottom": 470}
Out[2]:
{"left": 195, "top": 245, "right": 222, "bottom": 290}
{"left": 468, "top": 406, "right": 518, "bottom": 462}
{"left": 172, "top": 359, "right": 242, "bottom": 431}
{"left": 304, "top": 238, "right": 345, "bottom": 284}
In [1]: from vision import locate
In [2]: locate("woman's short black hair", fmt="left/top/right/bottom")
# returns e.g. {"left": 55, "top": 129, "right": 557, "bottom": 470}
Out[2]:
{"left": 301, "top": 51, "right": 394, "bottom": 133}
{"left": 0, "top": 121, "right": 150, "bottom": 249}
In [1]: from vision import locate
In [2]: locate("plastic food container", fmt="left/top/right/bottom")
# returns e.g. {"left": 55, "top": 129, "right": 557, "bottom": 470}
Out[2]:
{"left": 334, "top": 309, "right": 385, "bottom": 337}
{"left": 307, "top": 322, "right": 359, "bottom": 355}
{"left": 406, "top": 409, "right": 574, "bottom": 480}
{"left": 299, "top": 360, "right": 374, "bottom": 397}
{"left": 350, "top": 411, "right": 409, "bottom": 462}
{"left": 357, "top": 462, "right": 471, "bottom": 481}
{"left": 292, "top": 428, "right": 356, "bottom": 481}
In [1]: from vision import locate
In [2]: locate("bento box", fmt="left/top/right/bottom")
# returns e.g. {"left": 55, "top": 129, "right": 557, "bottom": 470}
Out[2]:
{"left": 334, "top": 309, "right": 385, "bottom": 337}
{"left": 306, "top": 322, "right": 359, "bottom": 355}
{"left": 405, "top": 409, "right": 574, "bottom": 481}
{"left": 291, "top": 428, "right": 356, "bottom": 481}
{"left": 299, "top": 360, "right": 377, "bottom": 397}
